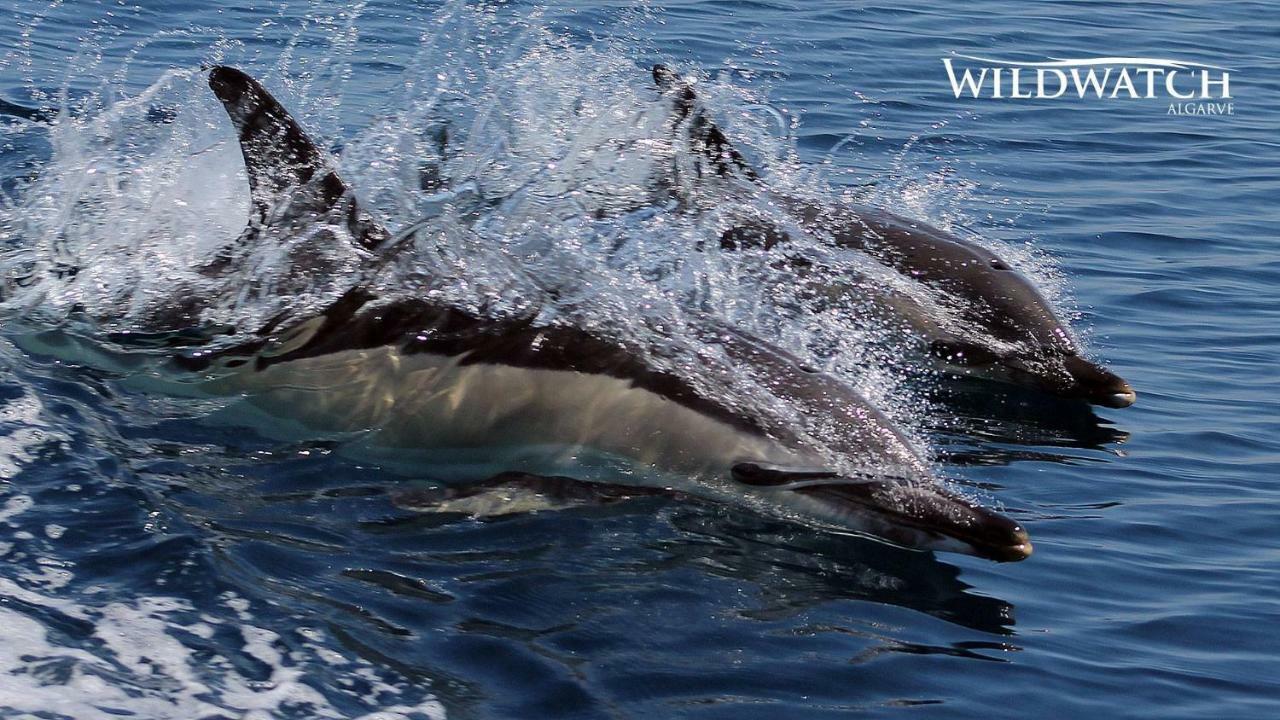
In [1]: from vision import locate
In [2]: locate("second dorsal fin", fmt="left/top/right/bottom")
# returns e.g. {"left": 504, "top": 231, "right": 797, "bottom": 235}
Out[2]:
{"left": 207, "top": 66, "right": 389, "bottom": 251}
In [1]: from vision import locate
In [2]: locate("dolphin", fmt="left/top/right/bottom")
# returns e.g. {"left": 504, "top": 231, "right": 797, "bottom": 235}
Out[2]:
{"left": 180, "top": 65, "right": 1032, "bottom": 562}
{"left": 0, "top": 97, "right": 55, "bottom": 124}
{"left": 652, "top": 65, "right": 1135, "bottom": 409}
{"left": 0, "top": 95, "right": 175, "bottom": 125}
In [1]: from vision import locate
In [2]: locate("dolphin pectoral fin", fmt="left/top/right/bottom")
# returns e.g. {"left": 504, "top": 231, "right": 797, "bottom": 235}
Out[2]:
{"left": 731, "top": 462, "right": 889, "bottom": 493}
{"left": 651, "top": 64, "right": 759, "bottom": 182}
{"left": 731, "top": 462, "right": 842, "bottom": 487}
{"left": 391, "top": 472, "right": 678, "bottom": 518}
{"left": 206, "top": 66, "right": 390, "bottom": 254}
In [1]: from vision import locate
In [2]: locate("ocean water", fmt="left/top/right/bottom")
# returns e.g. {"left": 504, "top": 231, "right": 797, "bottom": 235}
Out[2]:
{"left": 0, "top": 1, "right": 1278, "bottom": 719}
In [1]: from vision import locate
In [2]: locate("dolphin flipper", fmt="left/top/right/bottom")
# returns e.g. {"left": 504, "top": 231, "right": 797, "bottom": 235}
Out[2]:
{"left": 206, "top": 66, "right": 390, "bottom": 253}
{"left": 731, "top": 462, "right": 884, "bottom": 491}
{"left": 731, "top": 462, "right": 840, "bottom": 486}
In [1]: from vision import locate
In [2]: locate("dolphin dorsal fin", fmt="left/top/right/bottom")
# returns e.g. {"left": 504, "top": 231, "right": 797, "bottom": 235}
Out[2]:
{"left": 207, "top": 66, "right": 389, "bottom": 251}
{"left": 652, "top": 64, "right": 758, "bottom": 182}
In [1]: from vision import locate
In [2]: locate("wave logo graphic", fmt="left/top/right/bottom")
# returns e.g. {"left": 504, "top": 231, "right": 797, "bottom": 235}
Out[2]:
{"left": 941, "top": 54, "right": 1233, "bottom": 115}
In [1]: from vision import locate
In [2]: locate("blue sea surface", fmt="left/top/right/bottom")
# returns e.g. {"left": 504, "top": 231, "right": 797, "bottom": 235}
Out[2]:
{"left": 1, "top": 1, "right": 1278, "bottom": 718}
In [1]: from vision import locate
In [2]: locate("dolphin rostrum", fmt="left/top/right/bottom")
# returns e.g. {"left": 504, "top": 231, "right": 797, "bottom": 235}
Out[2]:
{"left": 184, "top": 65, "right": 1032, "bottom": 561}
{"left": 653, "top": 64, "right": 1135, "bottom": 409}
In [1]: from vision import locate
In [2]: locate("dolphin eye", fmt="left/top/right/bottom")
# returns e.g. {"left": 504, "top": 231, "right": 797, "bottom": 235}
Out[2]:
{"left": 989, "top": 259, "right": 1011, "bottom": 270}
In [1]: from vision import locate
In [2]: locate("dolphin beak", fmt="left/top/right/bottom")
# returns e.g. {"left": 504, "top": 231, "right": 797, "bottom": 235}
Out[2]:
{"left": 953, "top": 499, "right": 1033, "bottom": 562}
{"left": 1098, "top": 382, "right": 1137, "bottom": 408}
{"left": 1062, "top": 355, "right": 1136, "bottom": 408}
{"left": 770, "top": 474, "right": 1036, "bottom": 562}
{"left": 989, "top": 526, "right": 1034, "bottom": 562}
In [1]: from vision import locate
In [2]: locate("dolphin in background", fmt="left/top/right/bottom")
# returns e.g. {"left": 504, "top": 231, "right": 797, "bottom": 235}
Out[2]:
{"left": 161, "top": 65, "right": 1033, "bottom": 562}
{"left": 0, "top": 97, "right": 55, "bottom": 124}
{"left": 652, "top": 64, "right": 1136, "bottom": 409}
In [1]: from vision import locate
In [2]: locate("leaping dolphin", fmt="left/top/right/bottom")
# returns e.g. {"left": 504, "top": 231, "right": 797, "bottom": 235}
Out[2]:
{"left": 652, "top": 65, "right": 1135, "bottom": 409}
{"left": 184, "top": 66, "right": 1032, "bottom": 562}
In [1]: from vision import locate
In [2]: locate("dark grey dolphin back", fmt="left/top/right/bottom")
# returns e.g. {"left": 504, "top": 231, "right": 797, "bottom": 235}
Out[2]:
{"left": 207, "top": 66, "right": 390, "bottom": 252}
